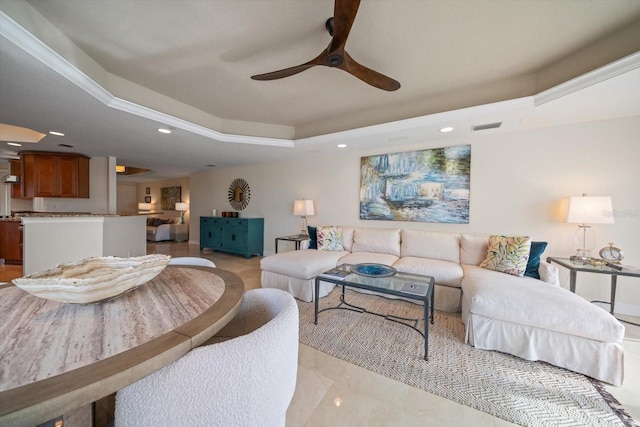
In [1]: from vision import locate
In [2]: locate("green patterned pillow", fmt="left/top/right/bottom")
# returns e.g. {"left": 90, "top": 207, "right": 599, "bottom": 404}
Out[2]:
{"left": 317, "top": 226, "right": 344, "bottom": 251}
{"left": 479, "top": 235, "right": 531, "bottom": 277}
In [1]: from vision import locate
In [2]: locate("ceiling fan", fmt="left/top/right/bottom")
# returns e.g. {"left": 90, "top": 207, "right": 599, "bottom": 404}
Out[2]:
{"left": 251, "top": 0, "right": 401, "bottom": 91}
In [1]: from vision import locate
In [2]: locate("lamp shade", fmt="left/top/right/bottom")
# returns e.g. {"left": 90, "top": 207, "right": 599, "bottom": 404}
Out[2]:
{"left": 293, "top": 200, "right": 314, "bottom": 216}
{"left": 566, "top": 196, "right": 614, "bottom": 224}
{"left": 138, "top": 203, "right": 152, "bottom": 211}
{"left": 175, "top": 202, "right": 189, "bottom": 211}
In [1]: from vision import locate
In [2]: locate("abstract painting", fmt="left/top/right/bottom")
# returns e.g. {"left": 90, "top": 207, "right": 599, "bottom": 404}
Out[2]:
{"left": 161, "top": 186, "right": 181, "bottom": 210}
{"left": 360, "top": 145, "right": 471, "bottom": 223}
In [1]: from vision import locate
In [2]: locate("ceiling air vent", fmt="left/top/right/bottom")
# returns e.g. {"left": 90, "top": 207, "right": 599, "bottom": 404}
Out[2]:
{"left": 472, "top": 122, "right": 502, "bottom": 131}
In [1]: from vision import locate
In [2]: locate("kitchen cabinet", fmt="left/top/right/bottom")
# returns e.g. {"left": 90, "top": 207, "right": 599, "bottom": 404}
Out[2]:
{"left": 10, "top": 160, "right": 21, "bottom": 199}
{"left": 19, "top": 152, "right": 90, "bottom": 198}
{"left": 0, "top": 221, "right": 23, "bottom": 265}
{"left": 200, "top": 217, "right": 264, "bottom": 258}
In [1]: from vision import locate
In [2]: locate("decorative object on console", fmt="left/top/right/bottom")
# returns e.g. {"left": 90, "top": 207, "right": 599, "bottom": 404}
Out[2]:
{"left": 138, "top": 202, "right": 152, "bottom": 213}
{"left": 479, "top": 235, "right": 532, "bottom": 277}
{"left": 360, "top": 145, "right": 470, "bottom": 224}
{"left": 13, "top": 254, "right": 171, "bottom": 304}
{"left": 161, "top": 186, "right": 182, "bottom": 210}
{"left": 566, "top": 194, "right": 613, "bottom": 261}
{"left": 228, "top": 178, "right": 251, "bottom": 210}
{"left": 293, "top": 199, "right": 315, "bottom": 237}
{"left": 599, "top": 242, "right": 624, "bottom": 262}
{"left": 175, "top": 202, "right": 189, "bottom": 224}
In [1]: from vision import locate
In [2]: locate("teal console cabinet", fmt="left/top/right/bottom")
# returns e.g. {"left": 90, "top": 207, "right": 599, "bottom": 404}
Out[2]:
{"left": 200, "top": 217, "right": 264, "bottom": 258}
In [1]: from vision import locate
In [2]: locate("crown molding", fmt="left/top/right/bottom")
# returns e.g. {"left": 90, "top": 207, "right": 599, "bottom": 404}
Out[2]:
{"left": 0, "top": 11, "right": 294, "bottom": 148}
{"left": 534, "top": 51, "right": 640, "bottom": 106}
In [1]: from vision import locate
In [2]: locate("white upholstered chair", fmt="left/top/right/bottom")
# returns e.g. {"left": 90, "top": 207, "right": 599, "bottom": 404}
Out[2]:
{"left": 114, "top": 288, "right": 299, "bottom": 427}
{"left": 168, "top": 256, "right": 216, "bottom": 268}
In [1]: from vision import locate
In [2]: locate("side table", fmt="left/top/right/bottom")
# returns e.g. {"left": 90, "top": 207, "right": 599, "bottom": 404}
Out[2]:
{"left": 275, "top": 235, "right": 309, "bottom": 253}
{"left": 171, "top": 224, "right": 189, "bottom": 242}
{"left": 547, "top": 257, "right": 640, "bottom": 324}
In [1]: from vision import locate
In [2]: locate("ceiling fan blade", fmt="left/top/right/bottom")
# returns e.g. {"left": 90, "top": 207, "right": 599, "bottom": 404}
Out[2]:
{"left": 329, "top": 0, "right": 361, "bottom": 53}
{"left": 251, "top": 51, "right": 325, "bottom": 81}
{"left": 340, "top": 51, "right": 401, "bottom": 91}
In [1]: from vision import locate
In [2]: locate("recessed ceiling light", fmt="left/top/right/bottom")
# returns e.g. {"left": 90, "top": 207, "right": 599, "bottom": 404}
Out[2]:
{"left": 440, "top": 127, "right": 454, "bottom": 133}
{"left": 7, "top": 142, "right": 22, "bottom": 147}
{"left": 337, "top": 144, "right": 347, "bottom": 148}
{"left": 49, "top": 131, "right": 65, "bottom": 136}
{"left": 158, "top": 128, "right": 171, "bottom": 134}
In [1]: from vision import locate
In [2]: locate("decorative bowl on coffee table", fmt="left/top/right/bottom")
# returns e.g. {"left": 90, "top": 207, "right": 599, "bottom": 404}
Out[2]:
{"left": 352, "top": 263, "right": 397, "bottom": 277}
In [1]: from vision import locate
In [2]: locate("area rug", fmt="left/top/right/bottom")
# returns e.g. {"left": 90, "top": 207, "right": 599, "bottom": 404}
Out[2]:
{"left": 297, "top": 289, "right": 637, "bottom": 427}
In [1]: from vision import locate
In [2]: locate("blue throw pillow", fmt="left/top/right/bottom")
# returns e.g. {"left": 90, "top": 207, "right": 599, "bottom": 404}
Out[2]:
{"left": 307, "top": 226, "right": 317, "bottom": 249}
{"left": 524, "top": 241, "right": 548, "bottom": 279}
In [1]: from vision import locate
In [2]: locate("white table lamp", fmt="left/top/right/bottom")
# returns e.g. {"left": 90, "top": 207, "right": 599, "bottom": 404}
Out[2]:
{"left": 566, "top": 194, "right": 613, "bottom": 261}
{"left": 293, "top": 200, "right": 314, "bottom": 237}
{"left": 138, "top": 202, "right": 152, "bottom": 213}
{"left": 176, "top": 202, "right": 189, "bottom": 224}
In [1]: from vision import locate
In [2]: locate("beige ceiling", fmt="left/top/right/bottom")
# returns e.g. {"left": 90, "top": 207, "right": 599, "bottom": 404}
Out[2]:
{"left": 1, "top": 0, "right": 640, "bottom": 181}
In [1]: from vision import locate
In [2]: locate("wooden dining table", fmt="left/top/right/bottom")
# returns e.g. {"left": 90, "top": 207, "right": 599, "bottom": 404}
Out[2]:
{"left": 0, "top": 265, "right": 244, "bottom": 427}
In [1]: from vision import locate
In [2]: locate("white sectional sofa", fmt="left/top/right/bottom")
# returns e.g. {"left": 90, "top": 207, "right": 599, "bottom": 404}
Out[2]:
{"left": 260, "top": 226, "right": 625, "bottom": 386}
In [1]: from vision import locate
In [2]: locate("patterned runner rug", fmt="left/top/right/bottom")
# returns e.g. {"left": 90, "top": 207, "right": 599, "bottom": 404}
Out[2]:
{"left": 297, "top": 289, "right": 636, "bottom": 427}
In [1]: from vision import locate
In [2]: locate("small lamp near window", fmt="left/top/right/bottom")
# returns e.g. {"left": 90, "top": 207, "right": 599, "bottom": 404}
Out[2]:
{"left": 566, "top": 194, "right": 613, "bottom": 261}
{"left": 175, "top": 202, "right": 189, "bottom": 224}
{"left": 138, "top": 202, "right": 152, "bottom": 213}
{"left": 293, "top": 200, "right": 314, "bottom": 237}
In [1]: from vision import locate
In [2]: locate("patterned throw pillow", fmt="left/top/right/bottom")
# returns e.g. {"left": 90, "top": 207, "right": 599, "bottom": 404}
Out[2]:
{"left": 479, "top": 235, "right": 531, "bottom": 277}
{"left": 316, "top": 226, "right": 344, "bottom": 251}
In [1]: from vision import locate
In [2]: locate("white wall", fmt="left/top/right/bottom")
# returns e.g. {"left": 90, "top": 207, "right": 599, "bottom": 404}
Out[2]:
{"left": 189, "top": 115, "right": 640, "bottom": 315}
{"left": 117, "top": 182, "right": 137, "bottom": 214}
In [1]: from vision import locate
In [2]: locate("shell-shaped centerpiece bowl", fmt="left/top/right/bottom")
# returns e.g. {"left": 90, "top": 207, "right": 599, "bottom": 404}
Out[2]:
{"left": 12, "top": 254, "right": 171, "bottom": 304}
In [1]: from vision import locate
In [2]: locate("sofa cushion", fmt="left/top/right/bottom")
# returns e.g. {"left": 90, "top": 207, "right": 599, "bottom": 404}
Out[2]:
{"left": 351, "top": 228, "right": 401, "bottom": 256}
{"left": 479, "top": 235, "right": 531, "bottom": 277}
{"left": 307, "top": 226, "right": 317, "bottom": 249}
{"left": 317, "top": 226, "right": 344, "bottom": 251}
{"left": 400, "top": 230, "right": 460, "bottom": 263}
{"left": 393, "top": 257, "right": 463, "bottom": 287}
{"left": 461, "top": 265, "right": 624, "bottom": 343}
{"left": 338, "top": 252, "right": 399, "bottom": 267}
{"left": 524, "top": 241, "right": 548, "bottom": 280}
{"left": 341, "top": 227, "right": 355, "bottom": 252}
{"left": 260, "top": 249, "right": 348, "bottom": 280}
{"left": 460, "top": 234, "right": 489, "bottom": 265}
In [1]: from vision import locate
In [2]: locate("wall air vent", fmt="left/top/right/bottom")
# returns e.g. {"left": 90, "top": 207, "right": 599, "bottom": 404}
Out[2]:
{"left": 472, "top": 122, "right": 502, "bottom": 131}
{"left": 58, "top": 143, "right": 75, "bottom": 148}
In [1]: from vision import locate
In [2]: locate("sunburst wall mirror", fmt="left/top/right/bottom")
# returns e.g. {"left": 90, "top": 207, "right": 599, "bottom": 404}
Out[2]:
{"left": 228, "top": 178, "right": 251, "bottom": 210}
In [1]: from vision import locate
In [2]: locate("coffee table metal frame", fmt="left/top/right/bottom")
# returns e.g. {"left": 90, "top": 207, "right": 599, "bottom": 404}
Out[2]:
{"left": 314, "top": 264, "right": 435, "bottom": 360}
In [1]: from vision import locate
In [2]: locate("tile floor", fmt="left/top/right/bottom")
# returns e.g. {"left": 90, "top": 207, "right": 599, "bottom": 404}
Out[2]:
{"left": 148, "top": 241, "right": 640, "bottom": 427}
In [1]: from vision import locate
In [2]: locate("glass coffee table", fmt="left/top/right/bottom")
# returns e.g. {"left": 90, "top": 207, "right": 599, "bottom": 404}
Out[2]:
{"left": 314, "top": 263, "right": 435, "bottom": 360}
